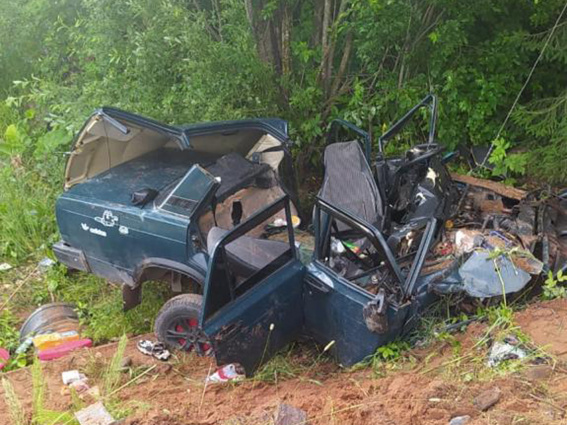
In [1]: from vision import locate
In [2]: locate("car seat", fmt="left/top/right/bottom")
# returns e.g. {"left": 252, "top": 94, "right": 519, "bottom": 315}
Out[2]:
{"left": 318, "top": 141, "right": 383, "bottom": 229}
{"left": 207, "top": 227, "right": 290, "bottom": 279}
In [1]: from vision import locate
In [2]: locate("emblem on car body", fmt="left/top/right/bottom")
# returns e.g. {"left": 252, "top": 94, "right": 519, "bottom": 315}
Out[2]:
{"left": 95, "top": 210, "right": 119, "bottom": 227}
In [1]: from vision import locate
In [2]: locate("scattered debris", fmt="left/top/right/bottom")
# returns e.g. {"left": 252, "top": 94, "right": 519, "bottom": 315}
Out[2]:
{"left": 487, "top": 341, "right": 527, "bottom": 367}
{"left": 20, "top": 303, "right": 80, "bottom": 341}
{"left": 62, "top": 370, "right": 87, "bottom": 385}
{"left": 74, "top": 401, "right": 116, "bottom": 425}
{"left": 38, "top": 339, "right": 93, "bottom": 361}
{"left": 271, "top": 215, "right": 301, "bottom": 228}
{"left": 0, "top": 262, "right": 12, "bottom": 272}
{"left": 449, "top": 416, "right": 471, "bottom": 425}
{"left": 524, "top": 365, "right": 553, "bottom": 381}
{"left": 137, "top": 340, "right": 171, "bottom": 361}
{"left": 0, "top": 348, "right": 9, "bottom": 370}
{"left": 70, "top": 379, "right": 91, "bottom": 394}
{"left": 205, "top": 364, "right": 245, "bottom": 384}
{"left": 274, "top": 403, "right": 309, "bottom": 425}
{"left": 473, "top": 387, "right": 502, "bottom": 411}
{"left": 16, "top": 303, "right": 93, "bottom": 361}
{"left": 34, "top": 330, "right": 80, "bottom": 350}
{"left": 450, "top": 173, "right": 527, "bottom": 200}
{"left": 460, "top": 251, "right": 531, "bottom": 298}
{"left": 38, "top": 257, "right": 56, "bottom": 273}
{"left": 15, "top": 337, "right": 33, "bottom": 354}
{"left": 454, "top": 230, "right": 482, "bottom": 255}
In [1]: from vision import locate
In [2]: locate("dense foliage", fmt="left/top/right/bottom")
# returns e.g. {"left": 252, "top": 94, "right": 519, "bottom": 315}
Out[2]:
{"left": 0, "top": 0, "right": 566, "bottom": 263}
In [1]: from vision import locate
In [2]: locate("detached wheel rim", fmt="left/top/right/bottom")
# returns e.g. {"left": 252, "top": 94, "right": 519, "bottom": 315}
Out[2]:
{"left": 165, "top": 316, "right": 212, "bottom": 356}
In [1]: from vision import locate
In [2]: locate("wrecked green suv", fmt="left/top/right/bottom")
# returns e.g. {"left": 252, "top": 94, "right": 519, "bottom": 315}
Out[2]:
{"left": 54, "top": 107, "right": 299, "bottom": 302}
{"left": 55, "top": 99, "right": 567, "bottom": 375}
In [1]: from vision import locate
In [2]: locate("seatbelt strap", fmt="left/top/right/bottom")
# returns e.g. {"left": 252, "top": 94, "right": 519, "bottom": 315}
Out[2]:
{"left": 211, "top": 196, "right": 218, "bottom": 227}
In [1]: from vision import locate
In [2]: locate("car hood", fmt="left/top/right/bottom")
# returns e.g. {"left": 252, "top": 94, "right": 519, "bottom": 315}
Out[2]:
{"left": 64, "top": 107, "right": 289, "bottom": 189}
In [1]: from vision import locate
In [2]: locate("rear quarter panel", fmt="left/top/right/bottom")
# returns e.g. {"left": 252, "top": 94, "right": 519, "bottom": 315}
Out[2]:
{"left": 56, "top": 194, "right": 190, "bottom": 284}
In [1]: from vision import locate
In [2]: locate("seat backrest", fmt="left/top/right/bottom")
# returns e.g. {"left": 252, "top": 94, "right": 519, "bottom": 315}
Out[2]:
{"left": 318, "top": 141, "right": 383, "bottom": 227}
{"left": 207, "top": 226, "right": 290, "bottom": 279}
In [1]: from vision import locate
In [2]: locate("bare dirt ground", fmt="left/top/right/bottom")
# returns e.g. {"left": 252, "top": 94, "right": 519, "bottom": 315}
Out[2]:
{"left": 4, "top": 300, "right": 567, "bottom": 425}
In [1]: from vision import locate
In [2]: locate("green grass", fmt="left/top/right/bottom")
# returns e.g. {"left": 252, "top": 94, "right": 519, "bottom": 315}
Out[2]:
{"left": 103, "top": 334, "right": 128, "bottom": 396}
{"left": 253, "top": 349, "right": 307, "bottom": 383}
{"left": 0, "top": 263, "right": 169, "bottom": 371}
{"left": 0, "top": 164, "right": 60, "bottom": 263}
{"left": 0, "top": 152, "right": 170, "bottom": 372}
{"left": 3, "top": 263, "right": 170, "bottom": 342}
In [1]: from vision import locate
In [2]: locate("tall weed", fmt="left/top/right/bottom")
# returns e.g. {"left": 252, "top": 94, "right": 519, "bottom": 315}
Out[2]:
{"left": 2, "top": 377, "right": 26, "bottom": 425}
{"left": 0, "top": 165, "right": 59, "bottom": 262}
{"left": 103, "top": 334, "right": 128, "bottom": 396}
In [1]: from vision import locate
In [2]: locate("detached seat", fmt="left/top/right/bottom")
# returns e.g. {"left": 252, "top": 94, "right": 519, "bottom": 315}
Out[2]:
{"left": 207, "top": 227, "right": 290, "bottom": 279}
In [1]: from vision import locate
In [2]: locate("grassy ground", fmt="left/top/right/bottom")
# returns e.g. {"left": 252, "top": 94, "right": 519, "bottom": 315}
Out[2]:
{"left": 0, "top": 262, "right": 170, "bottom": 369}
{"left": 3, "top": 299, "right": 567, "bottom": 425}
{"left": 0, "top": 158, "right": 171, "bottom": 369}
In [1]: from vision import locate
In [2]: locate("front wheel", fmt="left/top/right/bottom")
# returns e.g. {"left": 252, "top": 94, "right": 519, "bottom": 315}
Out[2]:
{"left": 154, "top": 294, "right": 213, "bottom": 356}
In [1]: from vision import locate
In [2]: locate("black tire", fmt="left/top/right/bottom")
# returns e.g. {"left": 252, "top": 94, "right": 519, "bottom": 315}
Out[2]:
{"left": 154, "top": 294, "right": 213, "bottom": 356}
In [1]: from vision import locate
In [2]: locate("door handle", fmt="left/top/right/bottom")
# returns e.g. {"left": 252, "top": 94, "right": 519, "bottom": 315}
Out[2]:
{"left": 305, "top": 276, "right": 330, "bottom": 294}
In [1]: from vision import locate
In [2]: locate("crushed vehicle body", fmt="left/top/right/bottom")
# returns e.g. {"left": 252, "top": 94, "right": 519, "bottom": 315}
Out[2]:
{"left": 54, "top": 97, "right": 567, "bottom": 376}
{"left": 54, "top": 107, "right": 299, "bottom": 308}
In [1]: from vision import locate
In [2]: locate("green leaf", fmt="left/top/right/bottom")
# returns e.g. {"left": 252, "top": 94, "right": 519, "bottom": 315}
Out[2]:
{"left": 4, "top": 124, "right": 20, "bottom": 143}
{"left": 24, "top": 108, "right": 36, "bottom": 120}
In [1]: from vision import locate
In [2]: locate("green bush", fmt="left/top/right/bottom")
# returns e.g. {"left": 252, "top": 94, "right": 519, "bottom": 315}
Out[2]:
{"left": 0, "top": 165, "right": 60, "bottom": 261}
{"left": 2, "top": 0, "right": 565, "bottom": 183}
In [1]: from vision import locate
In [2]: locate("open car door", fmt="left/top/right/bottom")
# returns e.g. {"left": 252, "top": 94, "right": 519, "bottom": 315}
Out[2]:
{"left": 304, "top": 198, "right": 438, "bottom": 366}
{"left": 200, "top": 196, "right": 305, "bottom": 376}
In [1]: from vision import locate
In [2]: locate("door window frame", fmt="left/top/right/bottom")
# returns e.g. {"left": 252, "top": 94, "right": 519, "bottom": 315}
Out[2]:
{"left": 200, "top": 195, "right": 296, "bottom": 322}
{"left": 313, "top": 197, "right": 437, "bottom": 298}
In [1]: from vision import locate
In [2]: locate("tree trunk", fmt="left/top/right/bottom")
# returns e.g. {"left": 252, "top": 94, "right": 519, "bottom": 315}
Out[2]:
{"left": 281, "top": 2, "right": 292, "bottom": 78}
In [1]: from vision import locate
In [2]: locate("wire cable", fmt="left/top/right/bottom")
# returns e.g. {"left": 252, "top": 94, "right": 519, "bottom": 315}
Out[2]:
{"left": 478, "top": 0, "right": 567, "bottom": 168}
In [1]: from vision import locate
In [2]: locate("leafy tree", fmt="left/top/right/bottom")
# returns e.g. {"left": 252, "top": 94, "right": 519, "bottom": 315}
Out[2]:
{"left": 0, "top": 0, "right": 566, "bottom": 183}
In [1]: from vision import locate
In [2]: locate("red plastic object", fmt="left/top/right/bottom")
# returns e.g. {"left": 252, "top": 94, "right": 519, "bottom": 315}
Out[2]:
{"left": 38, "top": 339, "right": 92, "bottom": 361}
{"left": 0, "top": 348, "right": 9, "bottom": 370}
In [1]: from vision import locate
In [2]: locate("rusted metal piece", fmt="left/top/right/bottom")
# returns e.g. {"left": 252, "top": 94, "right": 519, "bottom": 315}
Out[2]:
{"left": 450, "top": 173, "right": 527, "bottom": 201}
{"left": 363, "top": 289, "right": 388, "bottom": 334}
{"left": 470, "top": 191, "right": 506, "bottom": 214}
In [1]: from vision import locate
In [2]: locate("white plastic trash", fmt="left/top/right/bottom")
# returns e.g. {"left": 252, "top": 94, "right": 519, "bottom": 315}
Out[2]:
{"left": 205, "top": 363, "right": 245, "bottom": 383}
{"left": 62, "top": 370, "right": 86, "bottom": 385}
{"left": 487, "top": 341, "right": 526, "bottom": 367}
{"left": 0, "top": 263, "right": 12, "bottom": 272}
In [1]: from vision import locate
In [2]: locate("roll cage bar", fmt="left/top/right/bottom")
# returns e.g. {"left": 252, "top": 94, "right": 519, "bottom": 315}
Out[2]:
{"left": 378, "top": 94, "right": 438, "bottom": 154}
{"left": 314, "top": 197, "right": 438, "bottom": 299}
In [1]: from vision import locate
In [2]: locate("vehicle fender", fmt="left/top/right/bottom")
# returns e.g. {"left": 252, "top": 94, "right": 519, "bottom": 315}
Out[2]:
{"left": 133, "top": 257, "right": 206, "bottom": 286}
{"left": 123, "top": 257, "right": 207, "bottom": 311}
